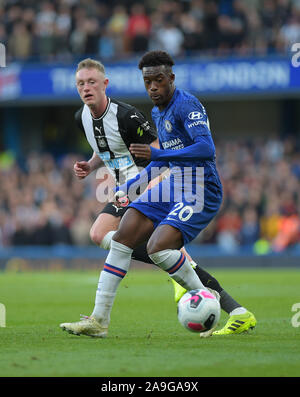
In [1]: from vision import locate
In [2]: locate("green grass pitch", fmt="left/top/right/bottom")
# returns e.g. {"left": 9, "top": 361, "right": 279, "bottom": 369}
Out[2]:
{"left": 0, "top": 267, "right": 299, "bottom": 377}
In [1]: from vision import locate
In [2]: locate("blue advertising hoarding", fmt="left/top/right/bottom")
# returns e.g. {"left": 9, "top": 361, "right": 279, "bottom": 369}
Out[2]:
{"left": 0, "top": 56, "right": 299, "bottom": 103}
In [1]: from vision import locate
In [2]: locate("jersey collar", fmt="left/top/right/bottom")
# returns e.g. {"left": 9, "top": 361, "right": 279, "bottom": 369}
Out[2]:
{"left": 90, "top": 97, "right": 111, "bottom": 120}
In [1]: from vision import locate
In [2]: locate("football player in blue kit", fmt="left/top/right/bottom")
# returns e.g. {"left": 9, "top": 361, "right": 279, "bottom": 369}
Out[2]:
{"left": 60, "top": 51, "right": 256, "bottom": 338}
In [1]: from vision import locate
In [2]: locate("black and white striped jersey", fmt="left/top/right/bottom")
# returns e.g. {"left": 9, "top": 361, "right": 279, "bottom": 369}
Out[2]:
{"left": 75, "top": 98, "right": 157, "bottom": 185}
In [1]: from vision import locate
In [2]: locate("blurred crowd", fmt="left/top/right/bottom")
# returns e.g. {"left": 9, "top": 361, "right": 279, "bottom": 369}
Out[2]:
{"left": 1, "top": 0, "right": 300, "bottom": 62}
{"left": 0, "top": 137, "right": 299, "bottom": 253}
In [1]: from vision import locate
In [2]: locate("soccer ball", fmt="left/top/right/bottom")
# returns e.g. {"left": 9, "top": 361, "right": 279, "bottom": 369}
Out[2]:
{"left": 177, "top": 289, "right": 220, "bottom": 333}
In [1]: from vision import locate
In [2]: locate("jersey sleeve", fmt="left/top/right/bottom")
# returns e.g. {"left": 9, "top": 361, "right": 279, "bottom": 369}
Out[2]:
{"left": 150, "top": 136, "right": 215, "bottom": 162}
{"left": 124, "top": 108, "right": 158, "bottom": 145}
{"left": 179, "top": 99, "right": 211, "bottom": 141}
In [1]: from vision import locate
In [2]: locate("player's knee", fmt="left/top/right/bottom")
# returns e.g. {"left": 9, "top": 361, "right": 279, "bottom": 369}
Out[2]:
{"left": 89, "top": 227, "right": 105, "bottom": 246}
{"left": 112, "top": 229, "right": 129, "bottom": 246}
{"left": 147, "top": 225, "right": 183, "bottom": 255}
{"left": 147, "top": 240, "right": 165, "bottom": 256}
{"left": 147, "top": 235, "right": 180, "bottom": 255}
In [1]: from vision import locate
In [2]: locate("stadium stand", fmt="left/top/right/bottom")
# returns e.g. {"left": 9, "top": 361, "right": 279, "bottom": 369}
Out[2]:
{"left": 0, "top": 0, "right": 299, "bottom": 259}
{"left": 1, "top": 0, "right": 300, "bottom": 61}
{"left": 0, "top": 137, "right": 299, "bottom": 252}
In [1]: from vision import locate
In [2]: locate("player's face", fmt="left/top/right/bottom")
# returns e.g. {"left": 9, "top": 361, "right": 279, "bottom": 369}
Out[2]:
{"left": 76, "top": 68, "right": 108, "bottom": 107}
{"left": 142, "top": 66, "right": 175, "bottom": 109}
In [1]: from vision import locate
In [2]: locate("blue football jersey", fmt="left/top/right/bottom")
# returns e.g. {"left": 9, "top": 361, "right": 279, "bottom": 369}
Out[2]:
{"left": 123, "top": 89, "right": 223, "bottom": 244}
{"left": 151, "top": 88, "right": 214, "bottom": 169}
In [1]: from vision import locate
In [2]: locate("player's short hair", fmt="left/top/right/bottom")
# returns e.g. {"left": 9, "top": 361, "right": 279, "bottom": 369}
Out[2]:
{"left": 76, "top": 58, "right": 105, "bottom": 75}
{"left": 138, "top": 51, "right": 175, "bottom": 71}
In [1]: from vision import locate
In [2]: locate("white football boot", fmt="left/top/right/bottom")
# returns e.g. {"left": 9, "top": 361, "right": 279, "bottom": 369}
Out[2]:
{"left": 60, "top": 315, "right": 108, "bottom": 338}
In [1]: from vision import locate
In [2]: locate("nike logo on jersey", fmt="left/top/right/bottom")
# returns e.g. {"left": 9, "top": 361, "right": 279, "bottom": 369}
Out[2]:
{"left": 130, "top": 113, "right": 139, "bottom": 119}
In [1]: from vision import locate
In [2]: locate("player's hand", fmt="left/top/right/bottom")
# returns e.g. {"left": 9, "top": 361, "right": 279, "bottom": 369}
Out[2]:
{"left": 73, "top": 161, "right": 91, "bottom": 179}
{"left": 113, "top": 191, "right": 130, "bottom": 208}
{"left": 129, "top": 144, "right": 151, "bottom": 160}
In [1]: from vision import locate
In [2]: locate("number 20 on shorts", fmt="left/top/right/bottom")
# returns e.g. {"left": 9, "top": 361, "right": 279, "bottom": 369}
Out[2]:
{"left": 169, "top": 203, "right": 194, "bottom": 221}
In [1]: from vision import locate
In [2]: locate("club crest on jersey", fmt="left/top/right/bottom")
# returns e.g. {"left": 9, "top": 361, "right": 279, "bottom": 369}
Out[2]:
{"left": 165, "top": 120, "right": 172, "bottom": 132}
{"left": 97, "top": 138, "right": 107, "bottom": 148}
{"left": 188, "top": 111, "right": 204, "bottom": 120}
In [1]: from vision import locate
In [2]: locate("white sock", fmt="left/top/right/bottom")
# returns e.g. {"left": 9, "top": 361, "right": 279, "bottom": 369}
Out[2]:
{"left": 91, "top": 240, "right": 133, "bottom": 325}
{"left": 149, "top": 249, "right": 207, "bottom": 291}
{"left": 230, "top": 307, "right": 247, "bottom": 316}
{"left": 99, "top": 231, "right": 116, "bottom": 250}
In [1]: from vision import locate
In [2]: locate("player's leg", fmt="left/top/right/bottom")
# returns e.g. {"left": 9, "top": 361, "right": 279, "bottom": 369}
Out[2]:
{"left": 173, "top": 250, "right": 256, "bottom": 336}
{"left": 90, "top": 202, "right": 128, "bottom": 249}
{"left": 90, "top": 202, "right": 155, "bottom": 264}
{"left": 171, "top": 247, "right": 254, "bottom": 325}
{"left": 175, "top": 247, "right": 244, "bottom": 312}
{"left": 90, "top": 212, "right": 120, "bottom": 249}
{"left": 173, "top": 248, "right": 222, "bottom": 300}
{"left": 60, "top": 208, "right": 154, "bottom": 337}
{"left": 90, "top": 208, "right": 154, "bottom": 331}
{"left": 89, "top": 209, "right": 245, "bottom": 317}
{"left": 147, "top": 225, "right": 209, "bottom": 292}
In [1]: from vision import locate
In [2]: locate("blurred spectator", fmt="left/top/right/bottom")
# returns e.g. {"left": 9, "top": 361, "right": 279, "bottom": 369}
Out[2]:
{"left": 277, "top": 6, "right": 300, "bottom": 51}
{"left": 217, "top": 0, "right": 249, "bottom": 53}
{"left": 260, "top": 201, "right": 281, "bottom": 241}
{"left": 34, "top": 1, "right": 57, "bottom": 58}
{"left": 239, "top": 207, "right": 260, "bottom": 245}
{"left": 189, "top": 0, "right": 205, "bottom": 21}
{"left": 272, "top": 211, "right": 300, "bottom": 251}
{"left": 69, "top": 10, "right": 87, "bottom": 55}
{"left": 202, "top": 0, "right": 220, "bottom": 51}
{"left": 106, "top": 5, "right": 128, "bottom": 56}
{"left": 154, "top": 19, "right": 184, "bottom": 56}
{"left": 2, "top": 0, "right": 300, "bottom": 60}
{"left": 7, "top": 21, "right": 32, "bottom": 60}
{"left": 216, "top": 205, "right": 242, "bottom": 251}
{"left": 180, "top": 14, "right": 205, "bottom": 55}
{"left": 54, "top": 3, "right": 72, "bottom": 58}
{"left": 98, "top": 28, "right": 116, "bottom": 60}
{"left": 125, "top": 3, "right": 151, "bottom": 53}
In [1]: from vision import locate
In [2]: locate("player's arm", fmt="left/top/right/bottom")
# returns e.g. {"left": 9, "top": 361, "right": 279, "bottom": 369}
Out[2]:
{"left": 114, "top": 159, "right": 168, "bottom": 195}
{"left": 74, "top": 107, "right": 104, "bottom": 179}
{"left": 74, "top": 151, "right": 104, "bottom": 179}
{"left": 87, "top": 151, "right": 104, "bottom": 171}
{"left": 130, "top": 135, "right": 215, "bottom": 162}
{"left": 116, "top": 109, "right": 167, "bottom": 194}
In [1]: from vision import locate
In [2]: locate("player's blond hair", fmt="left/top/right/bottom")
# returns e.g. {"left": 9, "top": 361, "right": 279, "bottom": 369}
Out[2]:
{"left": 76, "top": 58, "right": 105, "bottom": 75}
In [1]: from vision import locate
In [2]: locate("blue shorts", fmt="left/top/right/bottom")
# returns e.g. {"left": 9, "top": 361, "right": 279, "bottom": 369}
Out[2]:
{"left": 129, "top": 172, "right": 222, "bottom": 245}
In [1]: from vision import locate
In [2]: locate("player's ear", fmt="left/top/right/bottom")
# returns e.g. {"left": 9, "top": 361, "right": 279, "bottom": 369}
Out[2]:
{"left": 169, "top": 73, "right": 175, "bottom": 84}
